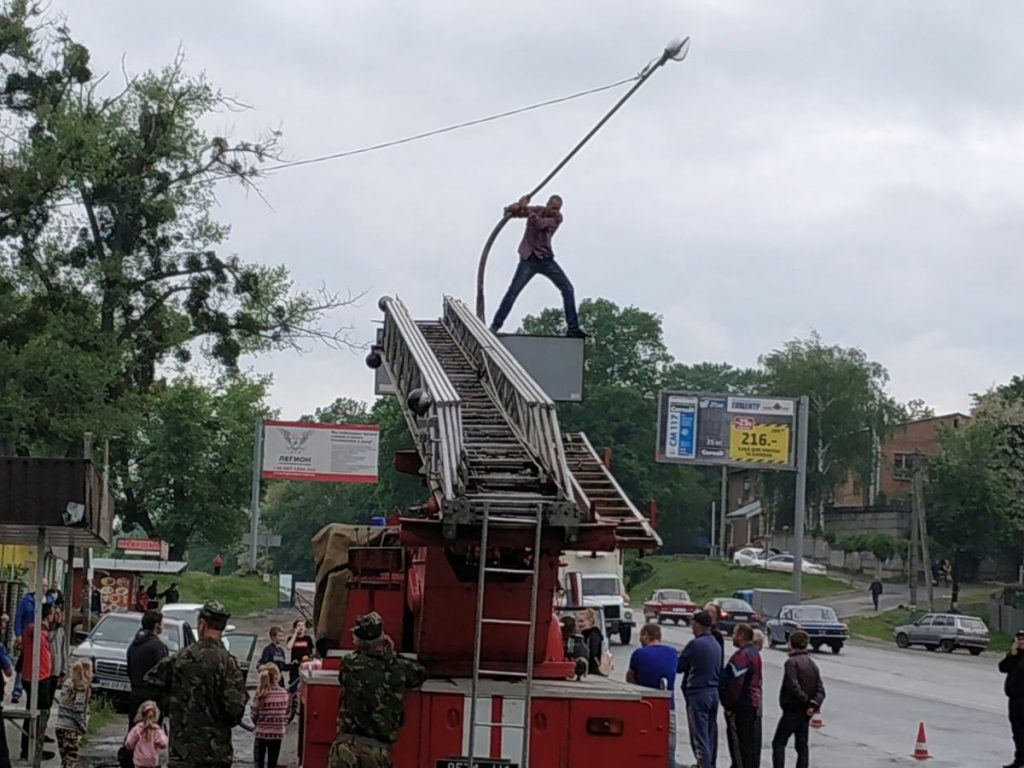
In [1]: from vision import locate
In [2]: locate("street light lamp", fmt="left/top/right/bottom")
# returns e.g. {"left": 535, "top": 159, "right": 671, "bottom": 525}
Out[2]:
{"left": 475, "top": 36, "right": 692, "bottom": 321}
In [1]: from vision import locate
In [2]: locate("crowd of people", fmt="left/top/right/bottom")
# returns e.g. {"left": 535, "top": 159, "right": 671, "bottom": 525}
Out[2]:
{"left": 627, "top": 602, "right": 826, "bottom": 768}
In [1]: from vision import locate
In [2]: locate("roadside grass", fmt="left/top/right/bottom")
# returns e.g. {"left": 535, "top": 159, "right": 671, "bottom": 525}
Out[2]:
{"left": 629, "top": 556, "right": 852, "bottom": 605}
{"left": 849, "top": 600, "right": 1012, "bottom": 649}
{"left": 86, "top": 694, "right": 117, "bottom": 736}
{"left": 140, "top": 571, "right": 278, "bottom": 616}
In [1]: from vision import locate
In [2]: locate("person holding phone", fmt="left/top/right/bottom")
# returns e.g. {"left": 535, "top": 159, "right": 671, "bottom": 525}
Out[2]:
{"left": 999, "top": 629, "right": 1024, "bottom": 768}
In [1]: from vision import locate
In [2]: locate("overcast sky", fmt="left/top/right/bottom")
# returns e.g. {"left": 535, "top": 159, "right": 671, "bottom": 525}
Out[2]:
{"left": 68, "top": 1, "right": 1024, "bottom": 418}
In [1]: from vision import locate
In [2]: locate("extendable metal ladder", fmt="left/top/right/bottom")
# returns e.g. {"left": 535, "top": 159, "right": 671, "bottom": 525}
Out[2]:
{"left": 467, "top": 502, "right": 544, "bottom": 768}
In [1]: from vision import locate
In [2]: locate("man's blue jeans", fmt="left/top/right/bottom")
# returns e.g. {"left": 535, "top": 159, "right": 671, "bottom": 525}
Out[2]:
{"left": 491, "top": 255, "right": 580, "bottom": 332}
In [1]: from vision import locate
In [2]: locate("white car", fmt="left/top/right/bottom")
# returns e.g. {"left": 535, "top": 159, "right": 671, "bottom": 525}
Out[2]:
{"left": 733, "top": 547, "right": 765, "bottom": 567}
{"left": 765, "top": 554, "right": 827, "bottom": 576}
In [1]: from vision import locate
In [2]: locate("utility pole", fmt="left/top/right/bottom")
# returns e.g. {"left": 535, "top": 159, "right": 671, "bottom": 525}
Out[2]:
{"left": 719, "top": 466, "right": 728, "bottom": 559}
{"left": 913, "top": 462, "right": 934, "bottom": 612}
{"left": 792, "top": 395, "right": 810, "bottom": 600}
{"left": 709, "top": 501, "right": 717, "bottom": 557}
{"left": 248, "top": 417, "right": 265, "bottom": 573}
{"left": 908, "top": 485, "right": 919, "bottom": 611}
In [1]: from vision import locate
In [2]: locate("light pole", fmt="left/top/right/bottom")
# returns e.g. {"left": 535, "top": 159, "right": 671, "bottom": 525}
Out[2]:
{"left": 475, "top": 37, "right": 691, "bottom": 321}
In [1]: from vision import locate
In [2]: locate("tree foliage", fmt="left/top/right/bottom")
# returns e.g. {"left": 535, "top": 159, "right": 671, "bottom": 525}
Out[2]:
{"left": 127, "top": 374, "right": 272, "bottom": 558}
{"left": 759, "top": 332, "right": 902, "bottom": 529}
{"left": 0, "top": 4, "right": 357, "bottom": 548}
{"left": 925, "top": 420, "right": 1016, "bottom": 592}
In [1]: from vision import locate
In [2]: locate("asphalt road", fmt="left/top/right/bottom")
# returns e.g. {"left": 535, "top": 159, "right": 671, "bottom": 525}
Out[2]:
{"left": 612, "top": 622, "right": 1011, "bottom": 767}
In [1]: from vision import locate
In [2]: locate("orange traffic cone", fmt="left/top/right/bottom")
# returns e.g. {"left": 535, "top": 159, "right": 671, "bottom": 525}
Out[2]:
{"left": 810, "top": 711, "right": 824, "bottom": 729}
{"left": 911, "top": 721, "right": 931, "bottom": 760}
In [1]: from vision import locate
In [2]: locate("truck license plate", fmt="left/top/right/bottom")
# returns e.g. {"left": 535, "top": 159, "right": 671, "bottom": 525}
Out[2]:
{"left": 436, "top": 760, "right": 516, "bottom": 768}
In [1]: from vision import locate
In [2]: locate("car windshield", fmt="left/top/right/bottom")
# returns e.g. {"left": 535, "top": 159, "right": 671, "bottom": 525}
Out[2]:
{"left": 90, "top": 615, "right": 185, "bottom": 650}
{"left": 960, "top": 618, "right": 987, "bottom": 631}
{"left": 659, "top": 590, "right": 690, "bottom": 601}
{"left": 160, "top": 606, "right": 200, "bottom": 627}
{"left": 717, "top": 599, "right": 753, "bottom": 612}
{"left": 792, "top": 607, "right": 837, "bottom": 621}
{"left": 582, "top": 578, "right": 620, "bottom": 597}
{"left": 90, "top": 616, "right": 140, "bottom": 645}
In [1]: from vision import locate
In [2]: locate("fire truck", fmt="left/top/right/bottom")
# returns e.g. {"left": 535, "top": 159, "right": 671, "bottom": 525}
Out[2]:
{"left": 299, "top": 296, "right": 668, "bottom": 768}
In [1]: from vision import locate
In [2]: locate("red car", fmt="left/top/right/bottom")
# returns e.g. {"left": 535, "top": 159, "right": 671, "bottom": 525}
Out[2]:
{"left": 643, "top": 589, "right": 696, "bottom": 625}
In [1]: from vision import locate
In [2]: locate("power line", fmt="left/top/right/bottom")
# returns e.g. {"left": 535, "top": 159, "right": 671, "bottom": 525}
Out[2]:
{"left": 260, "top": 75, "right": 639, "bottom": 174}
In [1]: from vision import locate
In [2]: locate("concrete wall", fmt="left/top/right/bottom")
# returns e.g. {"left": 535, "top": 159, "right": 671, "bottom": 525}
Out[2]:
{"left": 822, "top": 506, "right": 912, "bottom": 538}
{"left": 770, "top": 531, "right": 906, "bottom": 576}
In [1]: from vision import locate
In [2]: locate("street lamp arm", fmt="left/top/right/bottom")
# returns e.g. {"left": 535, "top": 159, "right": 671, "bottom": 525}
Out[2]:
{"left": 474, "top": 37, "right": 690, "bottom": 321}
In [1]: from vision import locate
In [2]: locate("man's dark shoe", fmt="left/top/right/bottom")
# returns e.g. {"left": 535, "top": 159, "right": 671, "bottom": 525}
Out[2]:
{"left": 488, "top": 324, "right": 501, "bottom": 334}
{"left": 44, "top": 735, "right": 55, "bottom": 743}
{"left": 41, "top": 751, "right": 55, "bottom": 761}
{"left": 566, "top": 328, "right": 589, "bottom": 339}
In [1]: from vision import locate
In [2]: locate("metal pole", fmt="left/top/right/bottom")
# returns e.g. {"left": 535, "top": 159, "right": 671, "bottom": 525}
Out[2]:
{"left": 709, "top": 501, "right": 717, "bottom": 558}
{"left": 248, "top": 417, "right": 265, "bottom": 573}
{"left": 914, "top": 466, "right": 934, "bottom": 612}
{"left": 792, "top": 395, "right": 810, "bottom": 600}
{"left": 475, "top": 38, "right": 690, "bottom": 320}
{"left": 908, "top": 472, "right": 920, "bottom": 610}
{"left": 719, "top": 466, "right": 728, "bottom": 560}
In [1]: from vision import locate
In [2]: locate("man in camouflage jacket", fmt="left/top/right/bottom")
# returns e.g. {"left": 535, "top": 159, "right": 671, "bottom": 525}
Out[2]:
{"left": 144, "top": 600, "right": 248, "bottom": 767}
{"left": 328, "top": 611, "right": 427, "bottom": 768}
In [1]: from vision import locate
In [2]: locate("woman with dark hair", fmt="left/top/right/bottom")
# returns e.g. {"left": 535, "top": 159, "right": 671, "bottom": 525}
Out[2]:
{"left": 286, "top": 620, "right": 314, "bottom": 686}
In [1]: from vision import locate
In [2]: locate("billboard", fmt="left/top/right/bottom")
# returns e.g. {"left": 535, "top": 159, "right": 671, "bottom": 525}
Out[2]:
{"left": 656, "top": 392, "right": 798, "bottom": 470}
{"left": 374, "top": 330, "right": 585, "bottom": 402}
{"left": 261, "top": 421, "right": 379, "bottom": 483}
{"left": 115, "top": 538, "right": 169, "bottom": 560}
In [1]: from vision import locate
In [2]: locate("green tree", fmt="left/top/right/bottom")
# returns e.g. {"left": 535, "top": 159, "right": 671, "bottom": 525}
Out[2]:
{"left": 519, "top": 299, "right": 713, "bottom": 552}
{"left": 128, "top": 374, "right": 273, "bottom": 559}
{"left": 261, "top": 396, "right": 422, "bottom": 577}
{"left": 0, "top": 5, "right": 356, "bottom": 533}
{"left": 926, "top": 421, "right": 1015, "bottom": 605}
{"left": 759, "top": 333, "right": 901, "bottom": 531}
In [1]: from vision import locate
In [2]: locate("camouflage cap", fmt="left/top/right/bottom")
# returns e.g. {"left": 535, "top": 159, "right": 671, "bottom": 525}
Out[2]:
{"left": 352, "top": 611, "right": 383, "bottom": 641}
{"left": 199, "top": 599, "right": 231, "bottom": 622}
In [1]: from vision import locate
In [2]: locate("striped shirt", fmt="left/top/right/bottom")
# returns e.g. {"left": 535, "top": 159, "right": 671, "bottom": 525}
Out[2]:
{"left": 251, "top": 685, "right": 290, "bottom": 739}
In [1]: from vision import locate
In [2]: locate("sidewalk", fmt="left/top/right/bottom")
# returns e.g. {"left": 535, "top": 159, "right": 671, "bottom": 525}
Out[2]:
{"left": 818, "top": 581, "right": 995, "bottom": 619}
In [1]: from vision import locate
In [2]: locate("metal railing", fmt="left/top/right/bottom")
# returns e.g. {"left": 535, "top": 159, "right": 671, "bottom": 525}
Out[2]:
{"left": 378, "top": 296, "right": 465, "bottom": 503}
{"left": 442, "top": 296, "right": 572, "bottom": 500}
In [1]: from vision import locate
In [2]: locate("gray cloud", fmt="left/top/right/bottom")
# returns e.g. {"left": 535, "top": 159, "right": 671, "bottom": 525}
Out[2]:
{"left": 63, "top": 1, "right": 1024, "bottom": 417}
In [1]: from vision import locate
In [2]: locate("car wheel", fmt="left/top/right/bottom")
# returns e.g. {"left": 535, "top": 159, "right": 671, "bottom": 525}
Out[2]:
{"left": 673, "top": 618, "right": 680, "bottom": 625}
{"left": 969, "top": 647, "right": 983, "bottom": 657}
{"left": 830, "top": 643, "right": 843, "bottom": 655}
{"left": 683, "top": 618, "right": 691, "bottom": 627}
{"left": 619, "top": 627, "right": 632, "bottom": 645}
{"left": 940, "top": 639, "right": 955, "bottom": 653}
{"left": 811, "top": 641, "right": 822, "bottom": 652}
{"left": 768, "top": 628, "right": 779, "bottom": 648}
{"left": 925, "top": 644, "right": 937, "bottom": 652}
{"left": 656, "top": 613, "right": 664, "bottom": 624}
{"left": 895, "top": 633, "right": 910, "bottom": 649}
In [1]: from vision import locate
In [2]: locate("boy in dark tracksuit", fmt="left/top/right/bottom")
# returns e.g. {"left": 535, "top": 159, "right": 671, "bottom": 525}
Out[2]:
{"left": 721, "top": 623, "right": 763, "bottom": 768}
{"left": 999, "top": 629, "right": 1024, "bottom": 768}
{"left": 678, "top": 611, "right": 722, "bottom": 768}
{"left": 772, "top": 630, "right": 825, "bottom": 768}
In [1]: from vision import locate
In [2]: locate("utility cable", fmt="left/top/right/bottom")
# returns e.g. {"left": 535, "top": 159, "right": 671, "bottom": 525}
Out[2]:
{"left": 260, "top": 75, "right": 639, "bottom": 173}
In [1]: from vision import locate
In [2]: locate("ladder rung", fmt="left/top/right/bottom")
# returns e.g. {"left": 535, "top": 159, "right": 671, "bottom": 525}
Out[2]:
{"left": 477, "top": 669, "right": 528, "bottom": 678}
{"left": 481, "top": 618, "right": 532, "bottom": 626}
{"left": 474, "top": 721, "right": 526, "bottom": 729}
{"left": 485, "top": 567, "right": 534, "bottom": 575}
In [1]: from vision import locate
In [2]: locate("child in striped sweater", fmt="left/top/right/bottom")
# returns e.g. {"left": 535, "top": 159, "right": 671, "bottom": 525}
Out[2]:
{"left": 251, "top": 663, "right": 290, "bottom": 768}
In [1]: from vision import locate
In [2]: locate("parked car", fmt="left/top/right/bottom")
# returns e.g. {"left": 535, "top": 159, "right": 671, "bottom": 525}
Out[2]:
{"left": 893, "top": 613, "right": 990, "bottom": 655}
{"left": 765, "top": 554, "right": 827, "bottom": 576}
{"left": 160, "top": 602, "right": 237, "bottom": 633}
{"left": 71, "top": 612, "right": 196, "bottom": 698}
{"left": 71, "top": 611, "right": 257, "bottom": 700}
{"left": 643, "top": 589, "right": 697, "bottom": 625}
{"left": 766, "top": 604, "right": 849, "bottom": 654}
{"left": 706, "top": 597, "right": 761, "bottom": 634}
{"left": 733, "top": 547, "right": 765, "bottom": 567}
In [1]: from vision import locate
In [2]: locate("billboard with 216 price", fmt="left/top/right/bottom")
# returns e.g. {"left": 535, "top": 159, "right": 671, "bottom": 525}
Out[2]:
{"left": 656, "top": 392, "right": 797, "bottom": 471}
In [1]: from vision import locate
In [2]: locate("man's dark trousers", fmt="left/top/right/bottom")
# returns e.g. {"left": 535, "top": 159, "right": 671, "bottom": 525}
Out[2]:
{"left": 492, "top": 255, "right": 579, "bottom": 331}
{"left": 772, "top": 710, "right": 810, "bottom": 768}
{"left": 726, "top": 705, "right": 762, "bottom": 768}
{"left": 1010, "top": 698, "right": 1024, "bottom": 766}
{"left": 684, "top": 688, "right": 719, "bottom": 768}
